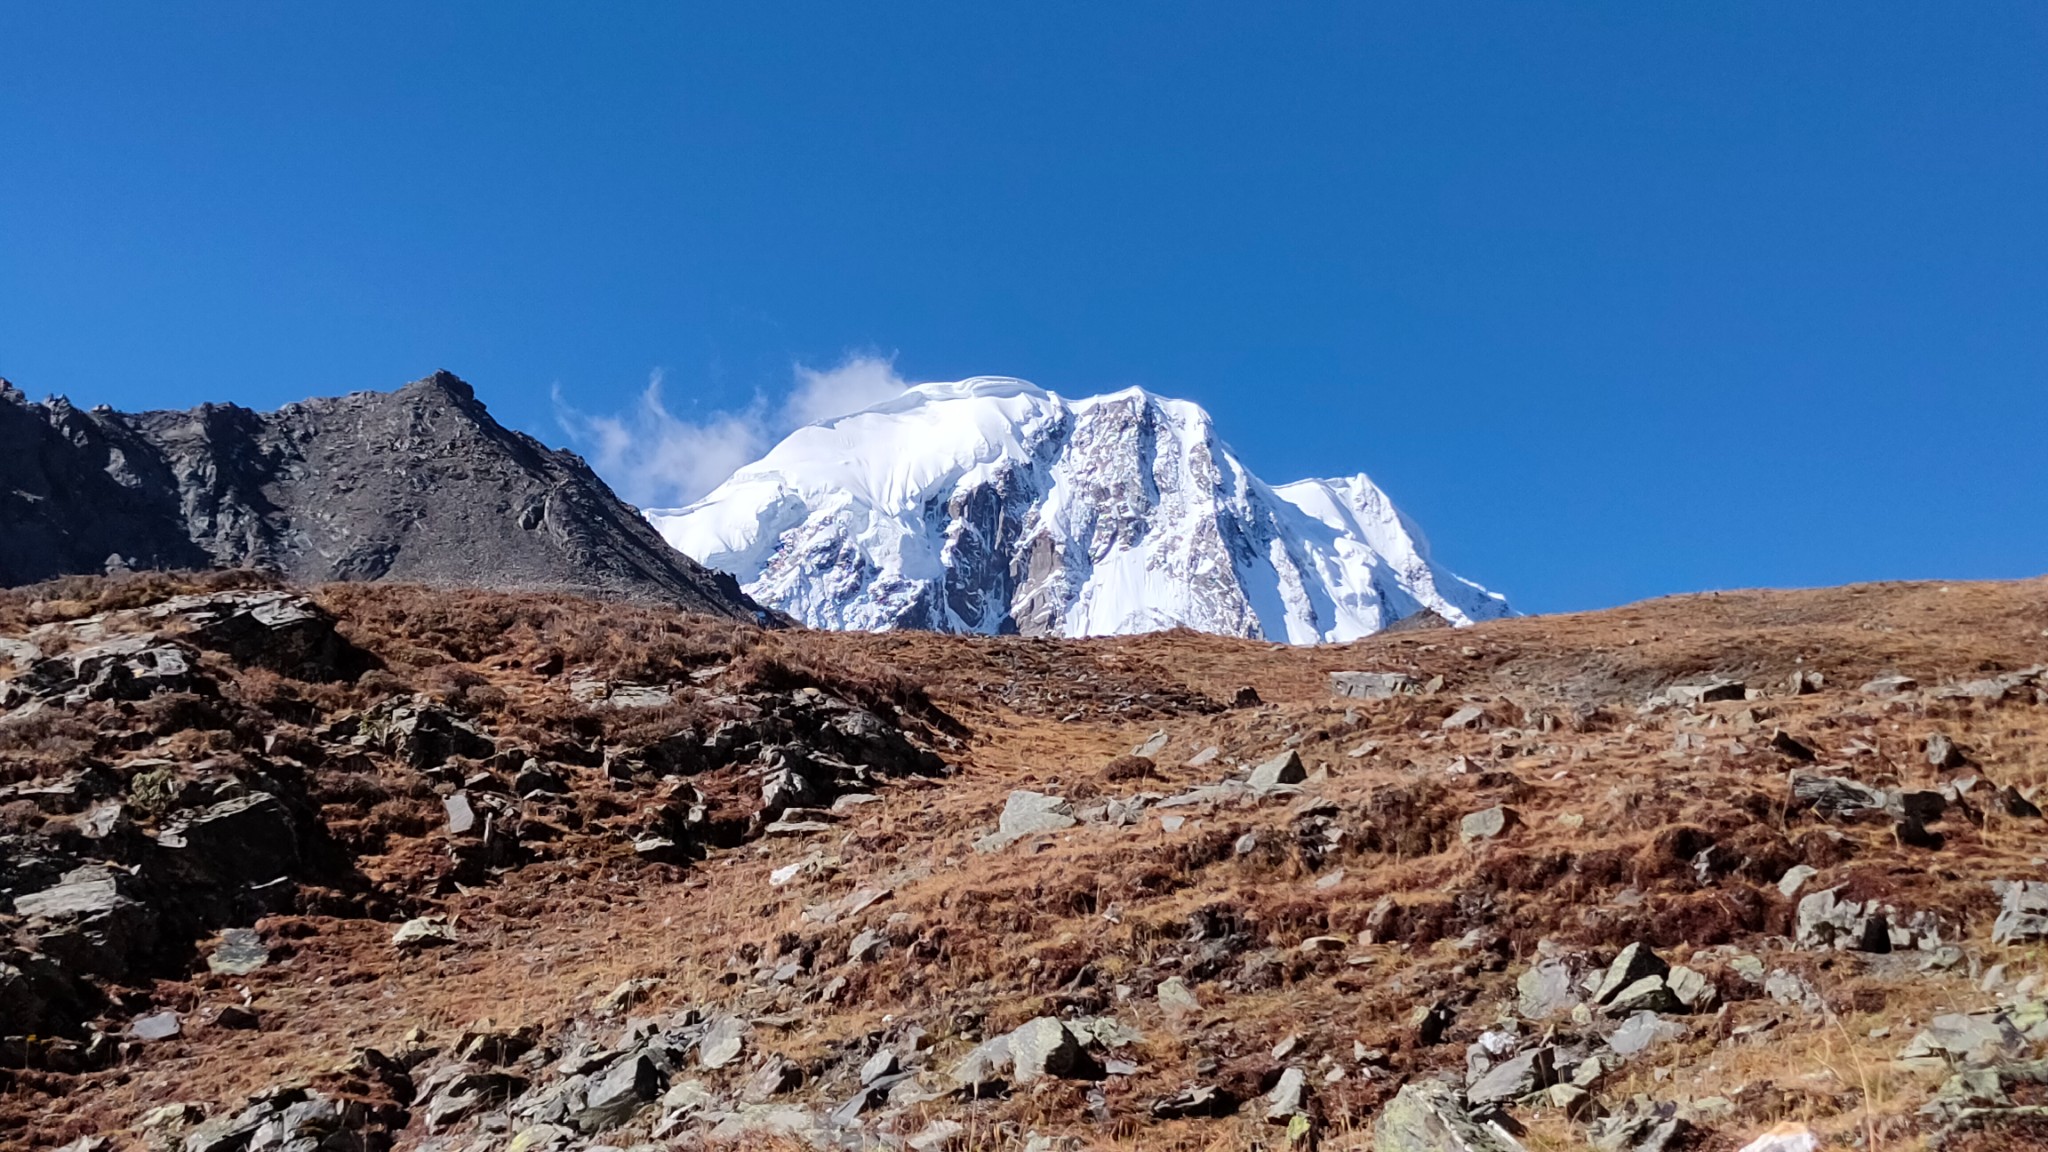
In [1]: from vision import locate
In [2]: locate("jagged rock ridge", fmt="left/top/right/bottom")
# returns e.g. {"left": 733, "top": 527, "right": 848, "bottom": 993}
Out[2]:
{"left": 0, "top": 372, "right": 758, "bottom": 617}
{"left": 650, "top": 377, "right": 1509, "bottom": 642}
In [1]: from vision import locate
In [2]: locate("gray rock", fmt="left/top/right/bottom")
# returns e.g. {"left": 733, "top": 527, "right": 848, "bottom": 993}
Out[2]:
{"left": 1663, "top": 678, "right": 1746, "bottom": 705}
{"left": 1518, "top": 958, "right": 1581, "bottom": 1020}
{"left": 1330, "top": 671, "right": 1421, "bottom": 700}
{"left": 444, "top": 792, "right": 477, "bottom": 836}
{"left": 1607, "top": 1012, "right": 1685, "bottom": 1057}
{"left": 1442, "top": 705, "right": 1488, "bottom": 730}
{"left": 573, "top": 1052, "right": 662, "bottom": 1133}
{"left": 1592, "top": 943, "right": 1669, "bottom": 1006}
{"left": 1246, "top": 750, "right": 1306, "bottom": 790}
{"left": 1264, "top": 1066, "right": 1309, "bottom": 1120}
{"left": 974, "top": 790, "right": 1078, "bottom": 852}
{"left": 1790, "top": 773, "right": 1890, "bottom": 816}
{"left": 1374, "top": 1079, "right": 1523, "bottom": 1152}
{"left": 860, "top": 1048, "right": 900, "bottom": 1085}
{"left": 1605, "top": 975, "right": 1682, "bottom": 1016}
{"left": 1993, "top": 880, "right": 2048, "bottom": 945}
{"left": 1157, "top": 976, "right": 1201, "bottom": 1015}
{"left": 1900, "top": 1012, "right": 2025, "bottom": 1065}
{"left": 699, "top": 1015, "right": 746, "bottom": 1069}
{"left": 1460, "top": 805, "right": 1517, "bottom": 843}
{"left": 1862, "top": 675, "right": 1918, "bottom": 696}
{"left": 1008, "top": 1017, "right": 1093, "bottom": 1084}
{"left": 207, "top": 928, "right": 270, "bottom": 976}
{"left": 1466, "top": 1047, "right": 1556, "bottom": 1106}
{"left": 1777, "top": 864, "right": 1819, "bottom": 899}
{"left": 392, "top": 916, "right": 456, "bottom": 950}
{"left": 1134, "top": 731, "right": 1170, "bottom": 757}
{"left": 128, "top": 1009, "right": 181, "bottom": 1042}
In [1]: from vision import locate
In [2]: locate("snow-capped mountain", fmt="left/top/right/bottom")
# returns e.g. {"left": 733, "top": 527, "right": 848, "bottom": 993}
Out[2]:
{"left": 647, "top": 377, "right": 1508, "bottom": 642}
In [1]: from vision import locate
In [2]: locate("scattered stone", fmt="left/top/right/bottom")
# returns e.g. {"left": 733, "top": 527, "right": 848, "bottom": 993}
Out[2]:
{"left": 1185, "top": 746, "right": 1220, "bottom": 768}
{"left": 699, "top": 1016, "right": 747, "bottom": 1069}
{"left": 1157, "top": 976, "right": 1201, "bottom": 1015}
{"left": 1442, "top": 705, "right": 1488, "bottom": 730}
{"left": 1788, "top": 670, "right": 1824, "bottom": 696}
{"left": 1263, "top": 1066, "right": 1309, "bottom": 1121}
{"left": 1374, "top": 1079, "right": 1521, "bottom": 1152}
{"left": 909, "top": 1119, "right": 968, "bottom": 1151}
{"left": 1608, "top": 1012, "right": 1686, "bottom": 1058}
{"left": 214, "top": 1005, "right": 260, "bottom": 1030}
{"left": 975, "top": 790, "right": 1078, "bottom": 852}
{"left": 1593, "top": 943, "right": 1669, "bottom": 1006}
{"left": 1008, "top": 1017, "right": 1095, "bottom": 1084}
{"left": 444, "top": 792, "right": 477, "bottom": 836}
{"left": 1665, "top": 677, "right": 1746, "bottom": 705}
{"left": 1926, "top": 732, "right": 1967, "bottom": 769}
{"left": 1901, "top": 1012, "right": 2025, "bottom": 1065}
{"left": 1246, "top": 750, "right": 1306, "bottom": 790}
{"left": 1231, "top": 685, "right": 1262, "bottom": 708}
{"left": 1134, "top": 731, "right": 1170, "bottom": 757}
{"left": 1151, "top": 1084, "right": 1234, "bottom": 1119}
{"left": 1460, "top": 804, "right": 1517, "bottom": 843}
{"left": 1737, "top": 1126, "right": 1817, "bottom": 1152}
{"left": 1862, "top": 675, "right": 1918, "bottom": 696}
{"left": 571, "top": 1052, "right": 661, "bottom": 1133}
{"left": 1993, "top": 880, "right": 2048, "bottom": 945}
{"left": 1791, "top": 773, "right": 1890, "bottom": 817}
{"left": 392, "top": 916, "right": 456, "bottom": 951}
{"left": 1518, "top": 957, "right": 1581, "bottom": 1020}
{"left": 1330, "top": 671, "right": 1421, "bottom": 700}
{"left": 128, "top": 1009, "right": 181, "bottom": 1042}
{"left": 1777, "top": 865, "right": 1819, "bottom": 899}
{"left": 206, "top": 928, "right": 270, "bottom": 976}
{"left": 1467, "top": 1047, "right": 1556, "bottom": 1106}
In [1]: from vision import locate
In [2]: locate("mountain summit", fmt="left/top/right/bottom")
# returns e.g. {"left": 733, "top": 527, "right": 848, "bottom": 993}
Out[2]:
{"left": 649, "top": 377, "right": 1508, "bottom": 641}
{"left": 0, "top": 372, "right": 759, "bottom": 617}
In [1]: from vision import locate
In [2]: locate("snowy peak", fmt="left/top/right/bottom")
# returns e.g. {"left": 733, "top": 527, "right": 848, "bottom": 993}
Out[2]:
{"left": 648, "top": 379, "right": 1508, "bottom": 642}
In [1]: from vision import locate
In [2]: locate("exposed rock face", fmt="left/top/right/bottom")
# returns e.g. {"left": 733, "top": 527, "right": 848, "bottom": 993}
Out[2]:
{"left": 0, "top": 373, "right": 758, "bottom": 616}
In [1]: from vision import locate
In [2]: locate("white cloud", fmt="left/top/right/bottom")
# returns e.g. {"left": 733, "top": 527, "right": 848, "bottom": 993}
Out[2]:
{"left": 554, "top": 353, "right": 911, "bottom": 511}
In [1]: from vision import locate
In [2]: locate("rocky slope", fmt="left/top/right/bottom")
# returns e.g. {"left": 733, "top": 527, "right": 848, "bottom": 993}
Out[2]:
{"left": 0, "top": 373, "right": 758, "bottom": 618}
{"left": 650, "top": 378, "right": 1509, "bottom": 642}
{"left": 4, "top": 574, "right": 2048, "bottom": 1152}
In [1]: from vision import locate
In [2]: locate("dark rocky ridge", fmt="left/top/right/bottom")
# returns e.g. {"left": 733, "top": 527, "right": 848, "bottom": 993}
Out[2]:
{"left": 0, "top": 372, "right": 759, "bottom": 617}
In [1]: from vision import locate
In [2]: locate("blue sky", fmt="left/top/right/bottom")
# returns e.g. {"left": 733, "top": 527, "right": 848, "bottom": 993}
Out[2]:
{"left": 3, "top": 4, "right": 2044, "bottom": 615}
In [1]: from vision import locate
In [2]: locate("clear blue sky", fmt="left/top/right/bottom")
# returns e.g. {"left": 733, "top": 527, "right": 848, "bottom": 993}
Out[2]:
{"left": 3, "top": 5, "right": 2044, "bottom": 615}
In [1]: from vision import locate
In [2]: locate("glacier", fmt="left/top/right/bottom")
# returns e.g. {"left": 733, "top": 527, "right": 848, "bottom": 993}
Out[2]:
{"left": 646, "top": 377, "right": 1509, "bottom": 642}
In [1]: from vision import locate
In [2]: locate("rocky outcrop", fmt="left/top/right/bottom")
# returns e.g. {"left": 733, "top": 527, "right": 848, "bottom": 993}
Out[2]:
{"left": 0, "top": 373, "right": 759, "bottom": 617}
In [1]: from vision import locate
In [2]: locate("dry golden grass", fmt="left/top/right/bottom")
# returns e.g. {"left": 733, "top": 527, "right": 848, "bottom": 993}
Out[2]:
{"left": 7, "top": 575, "right": 2048, "bottom": 1149}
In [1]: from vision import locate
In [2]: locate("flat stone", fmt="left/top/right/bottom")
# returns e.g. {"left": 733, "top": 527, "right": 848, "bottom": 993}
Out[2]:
{"left": 1608, "top": 1011, "right": 1685, "bottom": 1057}
{"left": 1777, "top": 865, "right": 1820, "bottom": 899}
{"left": 444, "top": 792, "right": 477, "bottom": 836}
{"left": 1330, "top": 671, "right": 1421, "bottom": 700}
{"left": 1442, "top": 705, "right": 1488, "bottom": 730}
{"left": 1134, "top": 731, "right": 1170, "bottom": 757}
{"left": 1862, "top": 675, "right": 1918, "bottom": 696}
{"left": 1467, "top": 1046, "right": 1555, "bottom": 1106}
{"left": 1184, "top": 746, "right": 1220, "bottom": 768}
{"left": 1993, "top": 880, "right": 2048, "bottom": 945}
{"left": 128, "top": 1010, "right": 181, "bottom": 1041}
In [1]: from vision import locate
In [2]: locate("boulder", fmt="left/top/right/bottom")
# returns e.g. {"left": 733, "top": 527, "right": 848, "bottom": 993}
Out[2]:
{"left": 974, "top": 790, "right": 1077, "bottom": 852}
{"left": 13, "top": 865, "right": 160, "bottom": 982}
{"left": 572, "top": 1052, "right": 663, "bottom": 1133}
{"left": 1263, "top": 1066, "right": 1309, "bottom": 1121}
{"left": 1008, "top": 1017, "right": 1095, "bottom": 1084}
{"left": 1592, "top": 944, "right": 1669, "bottom": 1006}
{"left": 1246, "top": 750, "right": 1306, "bottom": 790}
{"left": 1374, "top": 1080, "right": 1522, "bottom": 1152}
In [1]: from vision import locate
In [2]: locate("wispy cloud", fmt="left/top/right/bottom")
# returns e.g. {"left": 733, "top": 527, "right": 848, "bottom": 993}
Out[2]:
{"left": 554, "top": 353, "right": 912, "bottom": 510}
